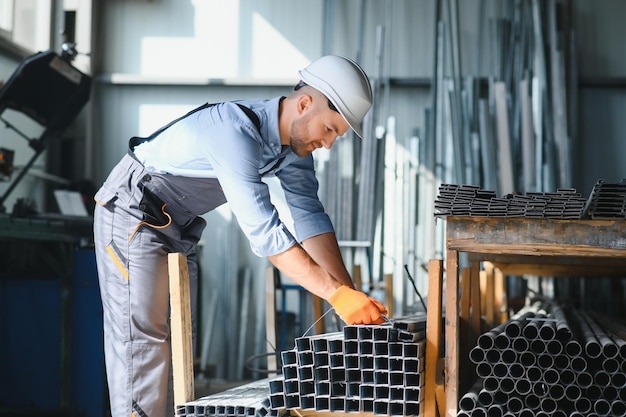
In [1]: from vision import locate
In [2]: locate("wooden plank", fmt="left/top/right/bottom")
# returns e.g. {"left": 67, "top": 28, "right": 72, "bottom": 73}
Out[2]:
{"left": 168, "top": 253, "right": 195, "bottom": 408}
{"left": 459, "top": 267, "right": 471, "bottom": 394}
{"left": 312, "top": 295, "right": 325, "bottom": 335}
{"left": 483, "top": 262, "right": 495, "bottom": 327}
{"left": 265, "top": 267, "right": 277, "bottom": 375}
{"left": 494, "top": 266, "right": 506, "bottom": 324}
{"left": 446, "top": 217, "right": 626, "bottom": 256}
{"left": 425, "top": 259, "right": 443, "bottom": 417}
{"left": 470, "top": 262, "right": 481, "bottom": 347}
{"left": 468, "top": 252, "right": 626, "bottom": 268}
{"left": 445, "top": 250, "right": 459, "bottom": 417}
{"left": 493, "top": 262, "right": 626, "bottom": 277}
{"left": 385, "top": 273, "right": 394, "bottom": 318}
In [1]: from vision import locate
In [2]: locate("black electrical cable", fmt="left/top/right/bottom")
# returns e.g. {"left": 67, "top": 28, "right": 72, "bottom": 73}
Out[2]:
{"left": 404, "top": 264, "right": 427, "bottom": 313}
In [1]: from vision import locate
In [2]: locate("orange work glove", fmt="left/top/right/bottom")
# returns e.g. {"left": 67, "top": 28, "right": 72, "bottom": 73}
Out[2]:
{"left": 328, "top": 285, "right": 388, "bottom": 325}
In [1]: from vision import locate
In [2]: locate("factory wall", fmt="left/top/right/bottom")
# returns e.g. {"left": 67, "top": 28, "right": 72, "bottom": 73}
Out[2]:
{"left": 0, "top": 0, "right": 624, "bottom": 383}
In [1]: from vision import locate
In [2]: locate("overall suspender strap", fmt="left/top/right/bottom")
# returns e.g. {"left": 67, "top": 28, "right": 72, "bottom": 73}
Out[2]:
{"left": 128, "top": 102, "right": 261, "bottom": 154}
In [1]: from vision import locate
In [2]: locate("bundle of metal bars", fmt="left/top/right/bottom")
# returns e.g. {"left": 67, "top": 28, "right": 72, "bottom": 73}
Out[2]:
{"left": 459, "top": 303, "right": 626, "bottom": 417}
{"left": 269, "top": 316, "right": 426, "bottom": 416}
{"left": 434, "top": 183, "right": 588, "bottom": 219}
{"left": 586, "top": 179, "right": 626, "bottom": 220}
{"left": 175, "top": 378, "right": 279, "bottom": 417}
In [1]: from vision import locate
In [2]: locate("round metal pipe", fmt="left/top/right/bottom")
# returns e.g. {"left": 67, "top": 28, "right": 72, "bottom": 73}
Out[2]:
{"left": 506, "top": 396, "right": 523, "bottom": 414}
{"left": 476, "top": 362, "right": 492, "bottom": 378}
{"left": 536, "top": 353, "right": 553, "bottom": 368}
{"left": 500, "top": 348, "right": 517, "bottom": 364}
{"left": 548, "top": 383, "right": 565, "bottom": 401}
{"left": 485, "top": 349, "right": 501, "bottom": 364}
{"left": 459, "top": 379, "right": 483, "bottom": 412}
{"left": 552, "top": 353, "right": 569, "bottom": 370}
{"left": 530, "top": 339, "right": 546, "bottom": 354}
{"left": 492, "top": 362, "right": 508, "bottom": 378}
{"left": 483, "top": 376, "right": 499, "bottom": 392}
{"left": 602, "top": 357, "right": 620, "bottom": 373}
{"left": 514, "top": 378, "right": 531, "bottom": 395}
{"left": 532, "top": 381, "right": 548, "bottom": 396}
{"left": 551, "top": 304, "right": 573, "bottom": 342}
{"left": 522, "top": 322, "right": 540, "bottom": 340}
{"left": 559, "top": 369, "right": 575, "bottom": 385}
{"left": 570, "top": 355, "right": 587, "bottom": 372}
{"left": 499, "top": 377, "right": 514, "bottom": 394}
{"left": 576, "top": 371, "right": 593, "bottom": 388}
{"left": 594, "top": 370, "right": 611, "bottom": 386}
{"left": 507, "top": 363, "right": 524, "bottom": 379}
{"left": 542, "top": 368, "right": 559, "bottom": 385}
{"left": 546, "top": 339, "right": 563, "bottom": 355}
{"left": 470, "top": 346, "right": 485, "bottom": 364}
{"left": 611, "top": 371, "right": 626, "bottom": 387}
{"left": 539, "top": 397, "right": 557, "bottom": 413}
{"left": 511, "top": 336, "right": 529, "bottom": 352}
{"left": 487, "top": 404, "right": 504, "bottom": 417}
{"left": 612, "top": 400, "right": 626, "bottom": 416}
{"left": 593, "top": 399, "right": 611, "bottom": 416}
{"left": 564, "top": 384, "right": 581, "bottom": 401}
{"left": 586, "top": 384, "right": 602, "bottom": 400}
{"left": 477, "top": 389, "right": 494, "bottom": 407}
{"left": 519, "top": 351, "right": 536, "bottom": 367}
{"left": 538, "top": 321, "right": 556, "bottom": 340}
{"left": 565, "top": 340, "right": 582, "bottom": 356}
{"left": 524, "top": 393, "right": 540, "bottom": 410}
{"left": 518, "top": 409, "right": 534, "bottom": 417}
{"left": 574, "top": 397, "right": 592, "bottom": 413}
{"left": 603, "top": 385, "right": 618, "bottom": 401}
{"left": 526, "top": 365, "right": 542, "bottom": 382}
{"left": 459, "top": 392, "right": 479, "bottom": 412}
{"left": 494, "top": 333, "right": 509, "bottom": 350}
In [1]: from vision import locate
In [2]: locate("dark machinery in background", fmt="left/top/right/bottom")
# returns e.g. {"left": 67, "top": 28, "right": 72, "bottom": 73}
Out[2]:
{"left": 0, "top": 42, "right": 91, "bottom": 213}
{"left": 0, "top": 45, "right": 103, "bottom": 417}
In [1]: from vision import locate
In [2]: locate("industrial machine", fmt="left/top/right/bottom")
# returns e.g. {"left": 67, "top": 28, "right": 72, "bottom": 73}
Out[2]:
{"left": 0, "top": 43, "right": 91, "bottom": 212}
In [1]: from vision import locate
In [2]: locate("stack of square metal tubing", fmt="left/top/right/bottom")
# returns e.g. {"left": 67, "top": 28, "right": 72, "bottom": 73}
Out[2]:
{"left": 586, "top": 179, "right": 626, "bottom": 219}
{"left": 434, "top": 184, "right": 590, "bottom": 219}
{"left": 175, "top": 315, "right": 426, "bottom": 417}
{"left": 270, "top": 316, "right": 426, "bottom": 416}
{"left": 175, "top": 378, "right": 277, "bottom": 417}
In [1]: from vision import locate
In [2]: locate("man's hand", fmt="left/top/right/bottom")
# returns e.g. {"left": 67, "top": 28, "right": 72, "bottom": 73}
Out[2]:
{"left": 328, "top": 285, "right": 388, "bottom": 325}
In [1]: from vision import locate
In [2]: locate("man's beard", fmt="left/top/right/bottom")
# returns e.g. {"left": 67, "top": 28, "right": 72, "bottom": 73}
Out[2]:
{"left": 289, "top": 112, "right": 315, "bottom": 158}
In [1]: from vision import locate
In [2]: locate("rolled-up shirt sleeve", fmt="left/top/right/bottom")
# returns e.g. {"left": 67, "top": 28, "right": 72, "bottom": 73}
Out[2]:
{"left": 196, "top": 117, "right": 297, "bottom": 257}
{"left": 276, "top": 154, "right": 335, "bottom": 242}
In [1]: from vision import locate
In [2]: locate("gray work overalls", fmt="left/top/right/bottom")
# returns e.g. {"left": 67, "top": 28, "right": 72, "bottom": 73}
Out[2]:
{"left": 93, "top": 103, "right": 260, "bottom": 417}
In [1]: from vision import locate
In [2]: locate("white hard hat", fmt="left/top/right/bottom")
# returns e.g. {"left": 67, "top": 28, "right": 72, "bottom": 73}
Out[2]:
{"left": 298, "top": 55, "right": 373, "bottom": 138}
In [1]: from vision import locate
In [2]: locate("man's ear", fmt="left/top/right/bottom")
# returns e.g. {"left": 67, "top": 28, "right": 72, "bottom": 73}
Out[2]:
{"left": 297, "top": 93, "right": 313, "bottom": 115}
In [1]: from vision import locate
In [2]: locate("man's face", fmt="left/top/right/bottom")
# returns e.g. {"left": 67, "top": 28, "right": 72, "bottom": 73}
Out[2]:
{"left": 289, "top": 97, "right": 350, "bottom": 158}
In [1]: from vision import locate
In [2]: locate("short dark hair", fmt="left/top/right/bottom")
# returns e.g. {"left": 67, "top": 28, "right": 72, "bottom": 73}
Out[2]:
{"left": 293, "top": 81, "right": 339, "bottom": 114}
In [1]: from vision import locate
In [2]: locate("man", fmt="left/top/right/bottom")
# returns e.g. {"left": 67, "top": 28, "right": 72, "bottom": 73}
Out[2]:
{"left": 93, "top": 55, "right": 388, "bottom": 417}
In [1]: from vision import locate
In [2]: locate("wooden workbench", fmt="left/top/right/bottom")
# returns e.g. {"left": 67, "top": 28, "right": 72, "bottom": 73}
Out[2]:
{"left": 442, "top": 216, "right": 626, "bottom": 417}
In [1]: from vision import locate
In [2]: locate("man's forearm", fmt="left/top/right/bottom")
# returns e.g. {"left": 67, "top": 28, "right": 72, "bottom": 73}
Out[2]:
{"left": 267, "top": 243, "right": 342, "bottom": 299}
{"left": 301, "top": 232, "right": 354, "bottom": 288}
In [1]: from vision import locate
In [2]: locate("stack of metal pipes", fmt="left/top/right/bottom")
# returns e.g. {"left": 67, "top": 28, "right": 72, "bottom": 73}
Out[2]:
{"left": 269, "top": 317, "right": 426, "bottom": 416}
{"left": 458, "top": 304, "right": 626, "bottom": 417}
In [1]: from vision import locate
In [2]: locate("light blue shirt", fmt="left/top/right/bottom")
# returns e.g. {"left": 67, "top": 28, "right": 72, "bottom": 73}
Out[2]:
{"left": 132, "top": 97, "right": 334, "bottom": 257}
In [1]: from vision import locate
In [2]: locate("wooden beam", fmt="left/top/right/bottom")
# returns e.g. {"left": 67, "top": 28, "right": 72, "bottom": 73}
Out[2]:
{"left": 445, "top": 250, "right": 459, "bottom": 417}
{"left": 168, "top": 253, "right": 195, "bottom": 409}
{"left": 265, "top": 267, "right": 278, "bottom": 375}
{"left": 425, "top": 259, "right": 443, "bottom": 417}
